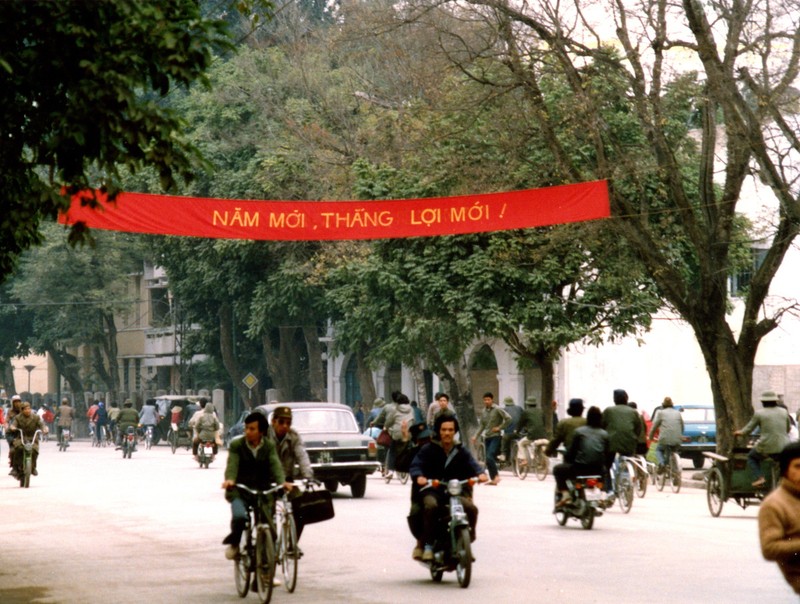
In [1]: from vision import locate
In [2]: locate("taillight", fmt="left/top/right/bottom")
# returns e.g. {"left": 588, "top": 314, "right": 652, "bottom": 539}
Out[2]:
{"left": 367, "top": 441, "right": 377, "bottom": 458}
{"left": 586, "top": 478, "right": 599, "bottom": 488}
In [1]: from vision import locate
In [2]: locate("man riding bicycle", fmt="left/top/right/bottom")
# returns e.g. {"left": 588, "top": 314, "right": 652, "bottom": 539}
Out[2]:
{"left": 648, "top": 397, "right": 684, "bottom": 472}
{"left": 601, "top": 389, "right": 643, "bottom": 501}
{"left": 222, "top": 411, "right": 286, "bottom": 561}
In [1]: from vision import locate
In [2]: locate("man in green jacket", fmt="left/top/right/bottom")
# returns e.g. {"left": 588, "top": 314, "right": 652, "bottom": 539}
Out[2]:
{"left": 601, "top": 389, "right": 643, "bottom": 496}
{"left": 471, "top": 392, "right": 511, "bottom": 485}
{"left": 221, "top": 411, "right": 286, "bottom": 560}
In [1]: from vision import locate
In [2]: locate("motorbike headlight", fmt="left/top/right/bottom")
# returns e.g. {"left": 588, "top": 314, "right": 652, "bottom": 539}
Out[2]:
{"left": 447, "top": 479, "right": 463, "bottom": 496}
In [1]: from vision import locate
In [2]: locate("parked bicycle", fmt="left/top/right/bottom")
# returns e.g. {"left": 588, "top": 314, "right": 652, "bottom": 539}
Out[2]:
{"left": 513, "top": 437, "right": 549, "bottom": 481}
{"left": 232, "top": 483, "right": 279, "bottom": 603}
{"left": 655, "top": 445, "right": 682, "bottom": 493}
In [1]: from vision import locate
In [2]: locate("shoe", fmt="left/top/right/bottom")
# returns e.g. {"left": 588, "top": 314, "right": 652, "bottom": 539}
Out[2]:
{"left": 412, "top": 547, "right": 423, "bottom": 560}
{"left": 497, "top": 454, "right": 506, "bottom": 462}
{"left": 225, "top": 545, "right": 239, "bottom": 560}
{"left": 286, "top": 547, "right": 304, "bottom": 558}
{"left": 489, "top": 476, "right": 501, "bottom": 486}
{"left": 273, "top": 578, "right": 282, "bottom": 587}
{"left": 752, "top": 477, "right": 766, "bottom": 488}
{"left": 422, "top": 546, "right": 434, "bottom": 562}
{"left": 555, "top": 493, "right": 572, "bottom": 508}
{"left": 32, "top": 469, "right": 38, "bottom": 476}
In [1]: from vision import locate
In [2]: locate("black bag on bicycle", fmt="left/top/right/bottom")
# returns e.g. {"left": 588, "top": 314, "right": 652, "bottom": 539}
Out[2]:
{"left": 295, "top": 488, "right": 334, "bottom": 525}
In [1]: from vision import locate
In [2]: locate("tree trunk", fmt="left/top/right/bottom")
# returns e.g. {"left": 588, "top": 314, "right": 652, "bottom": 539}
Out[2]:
{"left": 219, "top": 303, "right": 253, "bottom": 409}
{"left": 356, "top": 350, "right": 377, "bottom": 407}
{"left": 0, "top": 358, "right": 16, "bottom": 394}
{"left": 410, "top": 359, "right": 428, "bottom": 412}
{"left": 303, "top": 324, "right": 326, "bottom": 401}
{"left": 537, "top": 352, "right": 556, "bottom": 438}
{"left": 47, "top": 348, "right": 84, "bottom": 397}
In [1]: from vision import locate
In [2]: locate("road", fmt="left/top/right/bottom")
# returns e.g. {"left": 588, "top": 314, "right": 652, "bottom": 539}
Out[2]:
{"left": 1, "top": 439, "right": 796, "bottom": 603}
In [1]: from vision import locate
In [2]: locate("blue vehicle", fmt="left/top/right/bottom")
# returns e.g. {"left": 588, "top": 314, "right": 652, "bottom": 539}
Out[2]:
{"left": 674, "top": 404, "right": 716, "bottom": 469}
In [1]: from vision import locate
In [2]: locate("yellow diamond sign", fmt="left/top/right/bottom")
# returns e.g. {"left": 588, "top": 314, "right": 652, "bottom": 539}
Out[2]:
{"left": 242, "top": 372, "right": 258, "bottom": 390}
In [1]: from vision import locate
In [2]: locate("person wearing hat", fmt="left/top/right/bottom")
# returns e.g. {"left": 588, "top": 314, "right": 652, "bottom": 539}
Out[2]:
{"left": 8, "top": 401, "right": 47, "bottom": 478}
{"left": 735, "top": 391, "right": 791, "bottom": 487}
{"left": 516, "top": 395, "right": 547, "bottom": 453}
{"left": 6, "top": 395, "right": 24, "bottom": 468}
{"left": 500, "top": 396, "right": 523, "bottom": 463}
{"left": 759, "top": 441, "right": 800, "bottom": 594}
{"left": 192, "top": 402, "right": 220, "bottom": 459}
{"left": 56, "top": 397, "right": 74, "bottom": 448}
{"left": 648, "top": 397, "right": 684, "bottom": 474}
{"left": 269, "top": 405, "right": 313, "bottom": 548}
{"left": 545, "top": 398, "right": 587, "bottom": 457}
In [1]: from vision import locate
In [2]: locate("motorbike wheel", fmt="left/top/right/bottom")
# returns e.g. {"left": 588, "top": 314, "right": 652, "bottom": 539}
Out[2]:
{"left": 670, "top": 452, "right": 682, "bottom": 494}
{"left": 535, "top": 448, "right": 548, "bottom": 481}
{"left": 706, "top": 466, "right": 724, "bottom": 517}
{"left": 430, "top": 566, "right": 444, "bottom": 582}
{"left": 22, "top": 457, "right": 31, "bottom": 488}
{"left": 455, "top": 526, "right": 472, "bottom": 588}
{"left": 580, "top": 506, "right": 595, "bottom": 530}
{"left": 554, "top": 493, "right": 568, "bottom": 526}
{"left": 234, "top": 540, "right": 251, "bottom": 597}
{"left": 280, "top": 514, "right": 299, "bottom": 593}
{"left": 255, "top": 527, "right": 275, "bottom": 604}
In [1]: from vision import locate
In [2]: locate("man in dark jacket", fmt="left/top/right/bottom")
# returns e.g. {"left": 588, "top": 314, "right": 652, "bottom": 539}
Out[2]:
{"left": 554, "top": 406, "right": 609, "bottom": 506}
{"left": 410, "top": 414, "right": 488, "bottom": 561}
{"left": 115, "top": 401, "right": 139, "bottom": 447}
{"left": 222, "top": 411, "right": 285, "bottom": 560}
{"left": 601, "top": 389, "right": 643, "bottom": 495}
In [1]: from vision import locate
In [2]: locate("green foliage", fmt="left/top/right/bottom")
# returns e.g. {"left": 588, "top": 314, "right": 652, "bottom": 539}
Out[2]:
{"left": 0, "top": 0, "right": 240, "bottom": 279}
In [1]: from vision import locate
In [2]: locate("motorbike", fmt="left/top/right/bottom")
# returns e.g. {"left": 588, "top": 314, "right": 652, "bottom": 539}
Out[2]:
{"left": 58, "top": 426, "right": 71, "bottom": 451}
{"left": 418, "top": 478, "right": 476, "bottom": 588}
{"left": 121, "top": 426, "right": 137, "bottom": 459}
{"left": 16, "top": 429, "right": 44, "bottom": 488}
{"left": 197, "top": 440, "right": 215, "bottom": 469}
{"left": 553, "top": 474, "right": 605, "bottom": 530}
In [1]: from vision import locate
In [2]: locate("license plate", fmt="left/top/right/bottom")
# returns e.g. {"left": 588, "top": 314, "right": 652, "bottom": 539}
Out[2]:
{"left": 318, "top": 451, "right": 333, "bottom": 464}
{"left": 584, "top": 488, "right": 602, "bottom": 501}
{"left": 203, "top": 446, "right": 213, "bottom": 455}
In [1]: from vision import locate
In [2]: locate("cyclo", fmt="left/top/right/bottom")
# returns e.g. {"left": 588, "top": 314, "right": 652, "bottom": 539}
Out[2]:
{"left": 705, "top": 436, "right": 781, "bottom": 517}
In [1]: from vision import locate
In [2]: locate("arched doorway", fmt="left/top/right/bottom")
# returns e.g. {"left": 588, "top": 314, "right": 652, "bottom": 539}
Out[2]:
{"left": 343, "top": 355, "right": 361, "bottom": 408}
{"left": 470, "top": 344, "right": 499, "bottom": 416}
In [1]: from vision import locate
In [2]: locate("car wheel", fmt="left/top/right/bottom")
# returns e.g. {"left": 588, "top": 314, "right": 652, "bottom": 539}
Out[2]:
{"left": 323, "top": 480, "right": 339, "bottom": 493}
{"left": 692, "top": 454, "right": 705, "bottom": 469}
{"left": 350, "top": 474, "right": 367, "bottom": 498}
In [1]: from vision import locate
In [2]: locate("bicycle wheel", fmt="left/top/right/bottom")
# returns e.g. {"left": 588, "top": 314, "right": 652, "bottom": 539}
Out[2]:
{"left": 169, "top": 430, "right": 177, "bottom": 454}
{"left": 280, "top": 513, "right": 298, "bottom": 593}
{"left": 398, "top": 471, "right": 410, "bottom": 485}
{"left": 476, "top": 440, "right": 486, "bottom": 464}
{"left": 255, "top": 526, "right": 275, "bottom": 604}
{"left": 455, "top": 526, "right": 472, "bottom": 588}
{"left": 234, "top": 533, "right": 251, "bottom": 598}
{"left": 617, "top": 461, "right": 634, "bottom": 513}
{"left": 98, "top": 426, "right": 106, "bottom": 447}
{"left": 656, "top": 460, "right": 667, "bottom": 491}
{"left": 535, "top": 448, "right": 549, "bottom": 481}
{"left": 706, "top": 466, "right": 724, "bottom": 517}
{"left": 670, "top": 452, "right": 682, "bottom": 493}
{"left": 513, "top": 442, "right": 529, "bottom": 480}
{"left": 635, "top": 463, "right": 648, "bottom": 498}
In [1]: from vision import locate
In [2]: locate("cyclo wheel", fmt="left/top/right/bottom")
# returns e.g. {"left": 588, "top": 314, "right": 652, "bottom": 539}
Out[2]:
{"left": 670, "top": 452, "right": 682, "bottom": 494}
{"left": 255, "top": 525, "right": 275, "bottom": 604}
{"left": 281, "top": 512, "right": 299, "bottom": 593}
{"left": 707, "top": 466, "right": 724, "bottom": 517}
{"left": 535, "top": 447, "right": 549, "bottom": 481}
{"left": 618, "top": 460, "right": 634, "bottom": 514}
{"left": 169, "top": 430, "right": 177, "bottom": 454}
{"left": 455, "top": 526, "right": 472, "bottom": 588}
{"left": 234, "top": 534, "right": 251, "bottom": 598}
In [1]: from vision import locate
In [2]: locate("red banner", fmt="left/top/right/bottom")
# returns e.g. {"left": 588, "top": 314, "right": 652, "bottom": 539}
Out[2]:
{"left": 58, "top": 180, "right": 609, "bottom": 240}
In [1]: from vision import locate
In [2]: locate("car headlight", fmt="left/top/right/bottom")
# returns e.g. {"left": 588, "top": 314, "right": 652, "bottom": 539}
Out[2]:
{"left": 447, "top": 479, "right": 463, "bottom": 496}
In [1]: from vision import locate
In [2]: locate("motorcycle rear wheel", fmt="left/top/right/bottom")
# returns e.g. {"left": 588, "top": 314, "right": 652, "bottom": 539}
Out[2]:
{"left": 430, "top": 566, "right": 444, "bottom": 582}
{"left": 455, "top": 527, "right": 472, "bottom": 588}
{"left": 580, "top": 506, "right": 595, "bottom": 530}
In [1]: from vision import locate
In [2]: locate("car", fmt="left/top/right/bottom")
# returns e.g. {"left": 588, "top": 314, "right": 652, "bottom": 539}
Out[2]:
{"left": 255, "top": 401, "right": 381, "bottom": 498}
{"left": 673, "top": 404, "right": 716, "bottom": 469}
{"left": 224, "top": 410, "right": 249, "bottom": 447}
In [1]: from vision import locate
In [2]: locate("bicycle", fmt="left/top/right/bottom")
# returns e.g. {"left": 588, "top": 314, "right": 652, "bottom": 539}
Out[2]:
{"left": 93, "top": 424, "right": 108, "bottom": 447}
{"left": 232, "top": 483, "right": 279, "bottom": 603}
{"left": 655, "top": 444, "right": 682, "bottom": 493}
{"left": 609, "top": 454, "right": 635, "bottom": 513}
{"left": 625, "top": 454, "right": 653, "bottom": 498}
{"left": 142, "top": 425, "right": 154, "bottom": 450}
{"left": 275, "top": 482, "right": 316, "bottom": 593}
{"left": 512, "top": 437, "right": 549, "bottom": 481}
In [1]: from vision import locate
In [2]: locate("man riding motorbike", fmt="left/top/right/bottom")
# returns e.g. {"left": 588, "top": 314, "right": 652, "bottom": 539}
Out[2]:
{"left": 9, "top": 401, "right": 47, "bottom": 478}
{"left": 115, "top": 401, "right": 139, "bottom": 447}
{"left": 409, "top": 414, "right": 488, "bottom": 561}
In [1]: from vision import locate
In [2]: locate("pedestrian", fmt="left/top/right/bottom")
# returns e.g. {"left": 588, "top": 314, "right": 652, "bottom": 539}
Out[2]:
{"left": 471, "top": 392, "right": 511, "bottom": 486}
{"left": 426, "top": 392, "right": 457, "bottom": 429}
{"left": 382, "top": 393, "right": 416, "bottom": 480}
{"left": 354, "top": 402, "right": 365, "bottom": 432}
{"left": 500, "top": 396, "right": 523, "bottom": 462}
{"left": 759, "top": 442, "right": 800, "bottom": 594}
{"left": 734, "top": 391, "right": 791, "bottom": 487}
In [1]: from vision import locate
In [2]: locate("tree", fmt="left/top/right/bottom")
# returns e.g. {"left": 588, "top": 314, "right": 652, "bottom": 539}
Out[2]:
{"left": 393, "top": 0, "right": 800, "bottom": 454}
{"left": 10, "top": 222, "right": 146, "bottom": 401}
{"left": 0, "top": 280, "right": 34, "bottom": 394}
{"left": 0, "top": 0, "right": 252, "bottom": 280}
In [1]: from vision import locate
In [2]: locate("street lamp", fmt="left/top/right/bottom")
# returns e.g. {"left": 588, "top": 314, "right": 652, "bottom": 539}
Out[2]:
{"left": 24, "top": 364, "right": 35, "bottom": 398}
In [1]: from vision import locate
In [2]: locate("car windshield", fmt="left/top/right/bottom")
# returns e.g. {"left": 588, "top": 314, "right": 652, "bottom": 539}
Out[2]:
{"left": 681, "top": 408, "right": 715, "bottom": 422}
{"left": 289, "top": 409, "right": 358, "bottom": 433}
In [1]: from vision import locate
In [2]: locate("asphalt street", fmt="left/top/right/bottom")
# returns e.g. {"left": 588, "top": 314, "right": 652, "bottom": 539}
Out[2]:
{"left": 1, "top": 438, "right": 796, "bottom": 603}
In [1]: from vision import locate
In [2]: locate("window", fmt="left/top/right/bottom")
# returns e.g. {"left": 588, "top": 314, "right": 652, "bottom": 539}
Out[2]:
{"left": 730, "top": 247, "right": 768, "bottom": 297}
